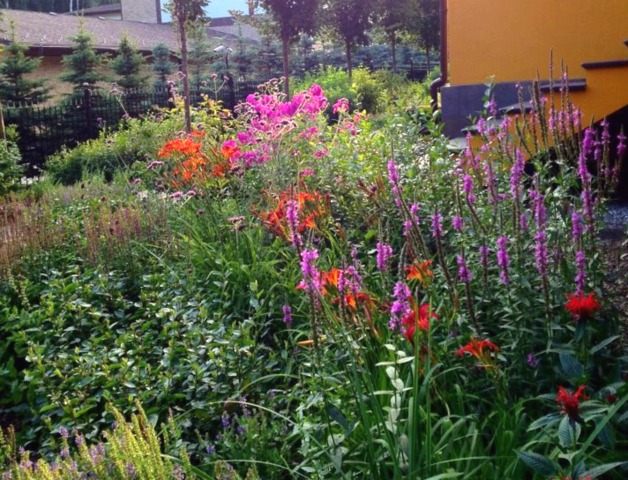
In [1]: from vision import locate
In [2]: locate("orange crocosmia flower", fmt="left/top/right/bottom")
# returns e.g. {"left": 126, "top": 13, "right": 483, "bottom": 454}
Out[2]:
{"left": 565, "top": 292, "right": 600, "bottom": 321}
{"left": 406, "top": 259, "right": 433, "bottom": 283}
{"left": 556, "top": 385, "right": 588, "bottom": 421}
{"left": 456, "top": 338, "right": 500, "bottom": 359}
{"left": 402, "top": 303, "right": 438, "bottom": 344}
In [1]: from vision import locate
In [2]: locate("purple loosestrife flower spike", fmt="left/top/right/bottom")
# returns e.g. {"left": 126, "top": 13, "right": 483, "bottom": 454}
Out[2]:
{"left": 431, "top": 213, "right": 443, "bottom": 239}
{"left": 534, "top": 230, "right": 548, "bottom": 276}
{"left": 298, "top": 248, "right": 321, "bottom": 293}
{"left": 479, "top": 245, "right": 490, "bottom": 265}
{"left": 496, "top": 236, "right": 510, "bottom": 285}
{"left": 463, "top": 174, "right": 476, "bottom": 204}
{"left": 572, "top": 211, "right": 583, "bottom": 243}
{"left": 510, "top": 149, "right": 525, "bottom": 199}
{"left": 575, "top": 250, "right": 587, "bottom": 294}
{"left": 282, "top": 305, "right": 293, "bottom": 326}
{"left": 456, "top": 255, "right": 473, "bottom": 283}
{"left": 285, "top": 199, "right": 302, "bottom": 248}
{"left": 376, "top": 242, "right": 393, "bottom": 271}
{"left": 452, "top": 215, "right": 463, "bottom": 232}
{"left": 582, "top": 128, "right": 595, "bottom": 157}
{"left": 389, "top": 281, "right": 411, "bottom": 332}
{"left": 387, "top": 161, "right": 402, "bottom": 207}
{"left": 618, "top": 132, "right": 627, "bottom": 158}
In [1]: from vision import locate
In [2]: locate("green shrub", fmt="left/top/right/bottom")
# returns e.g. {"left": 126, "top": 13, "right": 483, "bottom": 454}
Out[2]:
{"left": 0, "top": 126, "right": 24, "bottom": 197}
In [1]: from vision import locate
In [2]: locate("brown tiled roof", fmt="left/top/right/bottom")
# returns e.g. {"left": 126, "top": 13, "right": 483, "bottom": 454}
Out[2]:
{"left": 0, "top": 9, "right": 179, "bottom": 53}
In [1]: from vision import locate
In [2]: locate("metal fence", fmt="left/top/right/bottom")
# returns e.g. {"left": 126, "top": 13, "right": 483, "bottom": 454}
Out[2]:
{"left": 2, "top": 80, "right": 264, "bottom": 173}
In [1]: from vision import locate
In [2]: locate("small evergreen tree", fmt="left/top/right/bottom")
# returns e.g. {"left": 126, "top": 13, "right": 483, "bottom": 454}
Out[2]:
{"left": 111, "top": 35, "right": 148, "bottom": 91}
{"left": 188, "top": 23, "right": 214, "bottom": 92}
{"left": 0, "top": 21, "right": 50, "bottom": 103}
{"left": 61, "top": 25, "right": 104, "bottom": 90}
{"left": 151, "top": 43, "right": 175, "bottom": 90}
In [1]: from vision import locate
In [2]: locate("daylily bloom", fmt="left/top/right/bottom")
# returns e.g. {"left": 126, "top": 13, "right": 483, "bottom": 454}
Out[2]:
{"left": 565, "top": 292, "right": 600, "bottom": 321}
{"left": 456, "top": 338, "right": 500, "bottom": 360}
{"left": 406, "top": 259, "right": 433, "bottom": 284}
{"left": 401, "top": 303, "right": 438, "bottom": 344}
{"left": 556, "top": 385, "right": 588, "bottom": 421}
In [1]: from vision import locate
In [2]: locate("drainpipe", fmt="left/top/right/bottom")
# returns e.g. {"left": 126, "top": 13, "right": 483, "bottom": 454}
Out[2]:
{"left": 430, "top": 0, "right": 448, "bottom": 112}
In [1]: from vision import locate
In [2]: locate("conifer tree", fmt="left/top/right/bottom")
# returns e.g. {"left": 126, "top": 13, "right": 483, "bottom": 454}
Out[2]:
{"left": 151, "top": 43, "right": 175, "bottom": 90}
{"left": 111, "top": 35, "right": 148, "bottom": 91}
{"left": 61, "top": 25, "right": 104, "bottom": 90}
{"left": 0, "top": 21, "right": 49, "bottom": 103}
{"left": 188, "top": 23, "right": 214, "bottom": 93}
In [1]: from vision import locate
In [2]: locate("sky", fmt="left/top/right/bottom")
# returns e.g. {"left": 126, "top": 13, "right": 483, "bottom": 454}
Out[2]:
{"left": 161, "top": 0, "right": 251, "bottom": 22}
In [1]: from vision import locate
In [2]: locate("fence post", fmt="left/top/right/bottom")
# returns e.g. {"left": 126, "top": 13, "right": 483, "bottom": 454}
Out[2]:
{"left": 83, "top": 85, "right": 94, "bottom": 139}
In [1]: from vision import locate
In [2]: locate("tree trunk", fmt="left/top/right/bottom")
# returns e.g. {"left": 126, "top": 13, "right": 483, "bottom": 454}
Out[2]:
{"left": 345, "top": 38, "right": 352, "bottom": 81}
{"left": 282, "top": 34, "right": 290, "bottom": 98}
{"left": 178, "top": 20, "right": 192, "bottom": 133}
{"left": 391, "top": 31, "right": 397, "bottom": 74}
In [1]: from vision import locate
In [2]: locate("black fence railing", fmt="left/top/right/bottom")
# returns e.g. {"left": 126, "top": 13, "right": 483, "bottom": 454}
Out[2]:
{"left": 2, "top": 80, "right": 266, "bottom": 173}
{"left": 3, "top": 67, "right": 430, "bottom": 174}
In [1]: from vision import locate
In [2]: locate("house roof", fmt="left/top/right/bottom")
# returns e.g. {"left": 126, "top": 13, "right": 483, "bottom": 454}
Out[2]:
{"left": 0, "top": 9, "right": 250, "bottom": 57}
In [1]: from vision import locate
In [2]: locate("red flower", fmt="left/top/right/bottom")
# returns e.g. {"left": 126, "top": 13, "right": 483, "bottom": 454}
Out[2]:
{"left": 402, "top": 303, "right": 438, "bottom": 344}
{"left": 456, "top": 338, "right": 500, "bottom": 360}
{"left": 556, "top": 385, "right": 588, "bottom": 421}
{"left": 565, "top": 292, "right": 600, "bottom": 321}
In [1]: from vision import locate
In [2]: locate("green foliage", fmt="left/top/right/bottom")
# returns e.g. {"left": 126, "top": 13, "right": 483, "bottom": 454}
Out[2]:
{"left": 0, "top": 402, "right": 196, "bottom": 479}
{"left": 151, "top": 43, "right": 175, "bottom": 90}
{"left": 111, "top": 35, "right": 148, "bottom": 91}
{"left": 0, "top": 22, "right": 49, "bottom": 104}
{"left": 0, "top": 126, "right": 23, "bottom": 196}
{"left": 61, "top": 25, "right": 105, "bottom": 89}
{"left": 46, "top": 113, "right": 182, "bottom": 185}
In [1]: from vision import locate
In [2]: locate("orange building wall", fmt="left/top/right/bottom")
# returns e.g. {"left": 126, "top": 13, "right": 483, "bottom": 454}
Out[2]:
{"left": 448, "top": 0, "right": 628, "bottom": 85}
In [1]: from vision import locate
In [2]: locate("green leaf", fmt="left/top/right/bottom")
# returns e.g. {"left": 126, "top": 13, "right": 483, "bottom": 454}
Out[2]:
{"left": 580, "top": 461, "right": 626, "bottom": 478}
{"left": 516, "top": 451, "right": 558, "bottom": 477}
{"left": 528, "top": 413, "right": 561, "bottom": 430}
{"left": 425, "top": 473, "right": 463, "bottom": 480}
{"left": 559, "top": 353, "right": 583, "bottom": 378}
{"left": 558, "top": 415, "right": 580, "bottom": 449}
{"left": 590, "top": 335, "right": 619, "bottom": 354}
{"left": 326, "top": 405, "right": 354, "bottom": 436}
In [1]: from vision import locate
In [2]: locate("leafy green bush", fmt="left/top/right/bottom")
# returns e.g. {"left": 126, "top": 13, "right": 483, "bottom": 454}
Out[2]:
{"left": 0, "top": 126, "right": 24, "bottom": 197}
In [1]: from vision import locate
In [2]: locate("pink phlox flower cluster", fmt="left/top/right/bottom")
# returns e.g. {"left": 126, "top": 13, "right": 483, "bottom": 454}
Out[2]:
{"left": 226, "top": 84, "right": 328, "bottom": 170}
{"left": 333, "top": 98, "right": 350, "bottom": 114}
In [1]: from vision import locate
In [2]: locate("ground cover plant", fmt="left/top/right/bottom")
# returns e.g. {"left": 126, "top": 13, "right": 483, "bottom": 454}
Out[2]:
{"left": 0, "top": 75, "right": 626, "bottom": 479}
